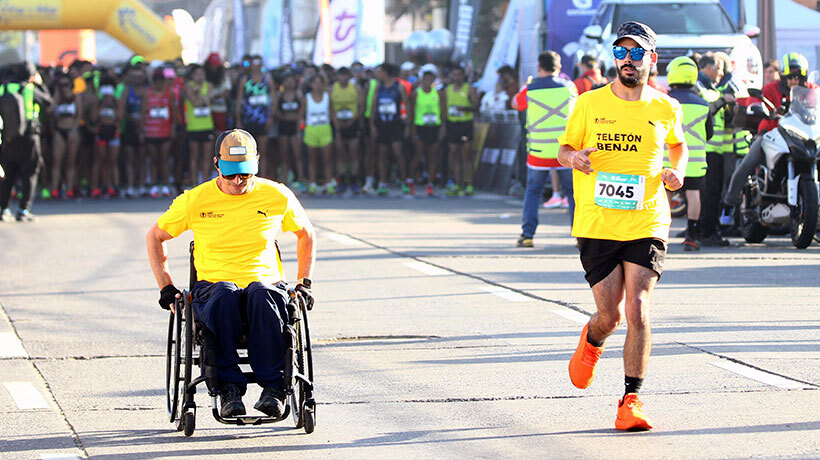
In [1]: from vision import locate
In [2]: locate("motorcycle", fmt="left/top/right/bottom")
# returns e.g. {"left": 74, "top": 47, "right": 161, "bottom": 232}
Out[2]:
{"left": 739, "top": 86, "right": 820, "bottom": 249}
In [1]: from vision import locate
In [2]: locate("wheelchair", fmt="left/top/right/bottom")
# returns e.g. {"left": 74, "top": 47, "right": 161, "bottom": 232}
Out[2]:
{"left": 166, "top": 242, "right": 316, "bottom": 436}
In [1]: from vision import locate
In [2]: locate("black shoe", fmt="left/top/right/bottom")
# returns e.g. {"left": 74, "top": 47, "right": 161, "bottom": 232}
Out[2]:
{"left": 683, "top": 237, "right": 700, "bottom": 251}
{"left": 675, "top": 229, "right": 687, "bottom": 238}
{"left": 219, "top": 383, "right": 246, "bottom": 417}
{"left": 254, "top": 386, "right": 285, "bottom": 417}
{"left": 700, "top": 233, "right": 730, "bottom": 247}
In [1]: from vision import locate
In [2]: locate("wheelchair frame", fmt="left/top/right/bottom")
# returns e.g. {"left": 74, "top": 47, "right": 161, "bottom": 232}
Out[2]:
{"left": 166, "top": 241, "right": 316, "bottom": 436}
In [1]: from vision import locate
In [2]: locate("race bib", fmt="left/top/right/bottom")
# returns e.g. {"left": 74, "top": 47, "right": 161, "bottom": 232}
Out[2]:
{"left": 149, "top": 107, "right": 170, "bottom": 119}
{"left": 249, "top": 94, "right": 269, "bottom": 106}
{"left": 100, "top": 107, "right": 116, "bottom": 119}
{"left": 193, "top": 106, "right": 211, "bottom": 118}
{"left": 282, "top": 101, "right": 299, "bottom": 111}
{"left": 57, "top": 104, "right": 76, "bottom": 116}
{"left": 448, "top": 105, "right": 464, "bottom": 118}
{"left": 378, "top": 101, "right": 397, "bottom": 115}
{"left": 308, "top": 112, "right": 329, "bottom": 126}
{"left": 337, "top": 109, "right": 354, "bottom": 120}
{"left": 422, "top": 113, "right": 438, "bottom": 125}
{"left": 594, "top": 172, "right": 646, "bottom": 210}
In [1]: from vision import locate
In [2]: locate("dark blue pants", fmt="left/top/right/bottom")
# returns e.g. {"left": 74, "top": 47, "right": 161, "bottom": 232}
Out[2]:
{"left": 192, "top": 280, "right": 289, "bottom": 393}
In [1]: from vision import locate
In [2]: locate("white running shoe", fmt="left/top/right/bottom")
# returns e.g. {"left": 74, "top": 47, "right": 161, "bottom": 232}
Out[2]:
{"left": 149, "top": 185, "right": 160, "bottom": 198}
{"left": 542, "top": 195, "right": 563, "bottom": 209}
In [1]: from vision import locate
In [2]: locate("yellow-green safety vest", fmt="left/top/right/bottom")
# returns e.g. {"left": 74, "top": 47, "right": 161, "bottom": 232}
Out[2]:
{"left": 525, "top": 83, "right": 574, "bottom": 164}
{"left": 0, "top": 82, "right": 40, "bottom": 120}
{"left": 664, "top": 94, "right": 709, "bottom": 178}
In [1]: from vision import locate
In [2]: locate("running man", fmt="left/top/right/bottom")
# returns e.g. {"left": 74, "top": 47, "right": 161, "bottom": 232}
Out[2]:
{"left": 557, "top": 22, "right": 688, "bottom": 431}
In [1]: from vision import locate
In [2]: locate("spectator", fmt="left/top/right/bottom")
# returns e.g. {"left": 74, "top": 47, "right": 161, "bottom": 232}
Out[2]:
{"left": 573, "top": 55, "right": 605, "bottom": 94}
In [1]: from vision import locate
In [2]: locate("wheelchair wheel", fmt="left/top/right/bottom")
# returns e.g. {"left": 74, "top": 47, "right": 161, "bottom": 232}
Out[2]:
{"left": 303, "top": 400, "right": 315, "bottom": 434}
{"left": 166, "top": 296, "right": 194, "bottom": 431}
{"left": 166, "top": 309, "right": 182, "bottom": 424}
{"left": 290, "top": 295, "right": 315, "bottom": 431}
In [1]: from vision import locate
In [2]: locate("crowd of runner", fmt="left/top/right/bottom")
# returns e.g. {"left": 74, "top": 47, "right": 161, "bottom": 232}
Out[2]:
{"left": 0, "top": 53, "right": 524, "bottom": 202}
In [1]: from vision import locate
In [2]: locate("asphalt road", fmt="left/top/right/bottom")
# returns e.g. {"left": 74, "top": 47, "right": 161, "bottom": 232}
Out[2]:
{"left": 1, "top": 193, "right": 819, "bottom": 459}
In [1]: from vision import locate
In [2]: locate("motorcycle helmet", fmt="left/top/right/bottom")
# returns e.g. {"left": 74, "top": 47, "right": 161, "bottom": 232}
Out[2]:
{"left": 667, "top": 56, "right": 698, "bottom": 86}
{"left": 781, "top": 52, "right": 808, "bottom": 78}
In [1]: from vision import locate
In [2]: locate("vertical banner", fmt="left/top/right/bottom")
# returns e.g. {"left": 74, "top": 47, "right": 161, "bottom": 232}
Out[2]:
{"left": 312, "top": 0, "right": 362, "bottom": 67}
{"left": 449, "top": 0, "right": 482, "bottom": 64}
{"left": 260, "top": 0, "right": 283, "bottom": 68}
{"left": 546, "top": 0, "right": 601, "bottom": 71}
{"left": 518, "top": 0, "right": 544, "bottom": 85}
{"left": 199, "top": 0, "right": 226, "bottom": 63}
{"left": 232, "top": 0, "right": 247, "bottom": 60}
{"left": 355, "top": 0, "right": 384, "bottom": 66}
{"left": 477, "top": 0, "right": 520, "bottom": 94}
{"left": 281, "top": 0, "right": 294, "bottom": 65}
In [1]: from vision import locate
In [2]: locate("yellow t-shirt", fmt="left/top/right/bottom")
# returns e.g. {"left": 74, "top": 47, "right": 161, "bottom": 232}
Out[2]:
{"left": 557, "top": 83, "right": 684, "bottom": 242}
{"left": 157, "top": 178, "right": 308, "bottom": 288}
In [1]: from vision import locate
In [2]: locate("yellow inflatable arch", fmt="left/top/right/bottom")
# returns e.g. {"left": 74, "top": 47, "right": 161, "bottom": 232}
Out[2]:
{"left": 0, "top": 0, "right": 182, "bottom": 60}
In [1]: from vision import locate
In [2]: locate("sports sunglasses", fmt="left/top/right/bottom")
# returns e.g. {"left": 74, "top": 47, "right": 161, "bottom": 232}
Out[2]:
{"left": 613, "top": 46, "right": 648, "bottom": 61}
{"left": 221, "top": 173, "right": 253, "bottom": 180}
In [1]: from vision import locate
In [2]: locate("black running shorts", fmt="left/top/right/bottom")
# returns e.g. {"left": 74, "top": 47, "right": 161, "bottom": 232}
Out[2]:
{"left": 680, "top": 175, "right": 703, "bottom": 191}
{"left": 577, "top": 237, "right": 667, "bottom": 287}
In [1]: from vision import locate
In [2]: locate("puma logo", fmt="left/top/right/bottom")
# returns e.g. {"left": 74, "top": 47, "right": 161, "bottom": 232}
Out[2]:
{"left": 257, "top": 210, "right": 268, "bottom": 218}
{"left": 648, "top": 120, "right": 655, "bottom": 127}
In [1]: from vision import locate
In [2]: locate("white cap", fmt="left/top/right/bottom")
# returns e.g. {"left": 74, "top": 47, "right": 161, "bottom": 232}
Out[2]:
{"left": 420, "top": 63, "right": 438, "bottom": 76}
{"left": 400, "top": 61, "right": 415, "bottom": 72}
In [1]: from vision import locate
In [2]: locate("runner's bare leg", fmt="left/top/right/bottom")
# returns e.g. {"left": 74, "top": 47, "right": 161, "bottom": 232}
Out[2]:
{"left": 622, "top": 261, "right": 658, "bottom": 378}
{"left": 588, "top": 264, "right": 626, "bottom": 343}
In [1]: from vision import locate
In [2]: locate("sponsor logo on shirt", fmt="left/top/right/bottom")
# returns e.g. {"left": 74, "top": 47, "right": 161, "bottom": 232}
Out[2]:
{"left": 199, "top": 211, "right": 224, "bottom": 218}
{"left": 594, "top": 117, "right": 617, "bottom": 124}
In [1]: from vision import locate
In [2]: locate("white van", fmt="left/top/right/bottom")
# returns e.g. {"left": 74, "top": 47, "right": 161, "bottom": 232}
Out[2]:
{"left": 568, "top": 0, "right": 763, "bottom": 89}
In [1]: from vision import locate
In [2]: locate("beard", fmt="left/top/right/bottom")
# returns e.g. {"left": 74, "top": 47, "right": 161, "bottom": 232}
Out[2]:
{"left": 617, "top": 63, "right": 648, "bottom": 88}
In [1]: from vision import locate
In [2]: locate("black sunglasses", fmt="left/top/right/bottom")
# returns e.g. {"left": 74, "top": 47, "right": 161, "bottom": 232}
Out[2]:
{"left": 221, "top": 172, "right": 253, "bottom": 180}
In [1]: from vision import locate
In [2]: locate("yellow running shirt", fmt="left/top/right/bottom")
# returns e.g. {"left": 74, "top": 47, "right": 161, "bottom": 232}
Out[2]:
{"left": 157, "top": 178, "right": 307, "bottom": 288}
{"left": 558, "top": 83, "right": 684, "bottom": 242}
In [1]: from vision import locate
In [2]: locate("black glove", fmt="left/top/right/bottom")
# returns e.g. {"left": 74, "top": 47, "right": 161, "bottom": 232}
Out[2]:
{"left": 159, "top": 284, "right": 182, "bottom": 311}
{"left": 295, "top": 283, "right": 314, "bottom": 311}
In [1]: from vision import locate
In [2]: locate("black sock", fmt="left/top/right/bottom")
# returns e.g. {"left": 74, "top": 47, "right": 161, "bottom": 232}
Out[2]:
{"left": 586, "top": 329, "right": 604, "bottom": 347}
{"left": 624, "top": 375, "right": 643, "bottom": 396}
{"left": 687, "top": 219, "right": 700, "bottom": 240}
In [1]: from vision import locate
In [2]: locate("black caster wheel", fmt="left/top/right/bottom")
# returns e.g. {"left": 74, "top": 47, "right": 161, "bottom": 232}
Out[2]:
{"left": 183, "top": 410, "right": 196, "bottom": 437}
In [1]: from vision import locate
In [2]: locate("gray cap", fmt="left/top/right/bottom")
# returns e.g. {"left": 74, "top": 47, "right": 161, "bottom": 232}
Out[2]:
{"left": 614, "top": 21, "right": 657, "bottom": 51}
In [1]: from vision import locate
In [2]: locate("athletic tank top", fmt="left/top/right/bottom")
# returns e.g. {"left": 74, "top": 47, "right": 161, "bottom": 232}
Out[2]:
{"left": 185, "top": 81, "right": 214, "bottom": 132}
{"left": 278, "top": 92, "right": 300, "bottom": 114}
{"left": 242, "top": 77, "right": 271, "bottom": 125}
{"left": 414, "top": 87, "right": 441, "bottom": 126}
{"left": 446, "top": 83, "right": 473, "bottom": 122}
{"left": 331, "top": 82, "right": 358, "bottom": 120}
{"left": 99, "top": 99, "right": 118, "bottom": 125}
{"left": 376, "top": 82, "right": 401, "bottom": 123}
{"left": 305, "top": 92, "right": 330, "bottom": 127}
{"left": 55, "top": 98, "right": 77, "bottom": 118}
{"left": 125, "top": 86, "right": 143, "bottom": 121}
{"left": 145, "top": 86, "right": 173, "bottom": 138}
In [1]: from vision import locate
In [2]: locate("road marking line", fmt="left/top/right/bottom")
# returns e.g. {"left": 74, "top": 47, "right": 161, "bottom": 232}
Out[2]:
{"left": 550, "top": 309, "right": 590, "bottom": 325}
{"left": 403, "top": 261, "right": 450, "bottom": 276}
{"left": 323, "top": 231, "right": 363, "bottom": 246}
{"left": 3, "top": 382, "right": 50, "bottom": 409}
{"left": 40, "top": 454, "right": 82, "bottom": 460}
{"left": 0, "top": 332, "right": 28, "bottom": 358}
{"left": 709, "top": 361, "right": 807, "bottom": 389}
{"left": 481, "top": 286, "right": 530, "bottom": 302}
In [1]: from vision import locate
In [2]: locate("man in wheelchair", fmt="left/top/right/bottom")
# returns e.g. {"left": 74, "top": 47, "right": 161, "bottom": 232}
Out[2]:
{"left": 146, "top": 129, "right": 316, "bottom": 419}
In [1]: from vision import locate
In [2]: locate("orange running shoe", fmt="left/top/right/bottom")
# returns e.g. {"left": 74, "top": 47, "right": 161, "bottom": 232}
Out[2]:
{"left": 615, "top": 393, "right": 653, "bottom": 431}
{"left": 568, "top": 323, "right": 604, "bottom": 389}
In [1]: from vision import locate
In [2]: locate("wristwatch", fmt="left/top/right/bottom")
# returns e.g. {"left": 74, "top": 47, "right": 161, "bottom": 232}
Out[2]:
{"left": 299, "top": 278, "right": 312, "bottom": 289}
